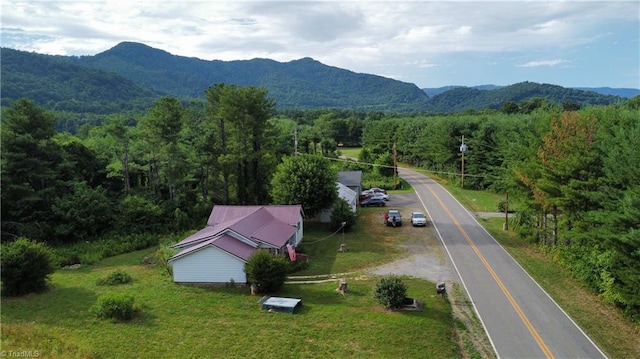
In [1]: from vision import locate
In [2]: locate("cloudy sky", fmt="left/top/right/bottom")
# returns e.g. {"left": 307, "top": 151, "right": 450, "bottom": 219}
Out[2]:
{"left": 2, "top": 1, "right": 639, "bottom": 89}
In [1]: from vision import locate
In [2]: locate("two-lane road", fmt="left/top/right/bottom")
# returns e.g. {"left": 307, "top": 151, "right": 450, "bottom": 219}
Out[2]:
{"left": 400, "top": 168, "right": 607, "bottom": 359}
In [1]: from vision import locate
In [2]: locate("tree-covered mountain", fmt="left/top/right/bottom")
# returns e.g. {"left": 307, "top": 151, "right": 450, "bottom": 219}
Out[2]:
{"left": 574, "top": 87, "right": 640, "bottom": 98}
{"left": 422, "top": 85, "right": 502, "bottom": 97}
{"left": 424, "top": 81, "right": 625, "bottom": 113}
{"left": 67, "top": 42, "right": 429, "bottom": 111}
{"left": 0, "top": 47, "right": 162, "bottom": 114}
{"left": 1, "top": 42, "right": 630, "bottom": 118}
{"left": 424, "top": 84, "right": 639, "bottom": 100}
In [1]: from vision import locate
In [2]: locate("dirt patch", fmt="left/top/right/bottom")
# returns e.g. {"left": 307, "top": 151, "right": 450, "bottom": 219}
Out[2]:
{"left": 368, "top": 193, "right": 496, "bottom": 359}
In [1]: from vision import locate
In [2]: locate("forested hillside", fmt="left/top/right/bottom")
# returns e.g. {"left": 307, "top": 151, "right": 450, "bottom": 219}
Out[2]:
{"left": 68, "top": 42, "right": 429, "bottom": 110}
{"left": 0, "top": 48, "right": 161, "bottom": 113}
{"left": 2, "top": 43, "right": 628, "bottom": 123}
{"left": 424, "top": 85, "right": 639, "bottom": 99}
{"left": 423, "top": 81, "right": 624, "bottom": 113}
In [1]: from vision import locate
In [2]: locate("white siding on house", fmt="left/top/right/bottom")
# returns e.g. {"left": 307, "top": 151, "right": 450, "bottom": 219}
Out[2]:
{"left": 294, "top": 214, "right": 304, "bottom": 246}
{"left": 171, "top": 246, "right": 247, "bottom": 284}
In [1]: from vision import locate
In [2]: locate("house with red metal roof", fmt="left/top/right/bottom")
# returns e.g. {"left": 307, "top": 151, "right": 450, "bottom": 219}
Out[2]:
{"left": 169, "top": 205, "right": 304, "bottom": 284}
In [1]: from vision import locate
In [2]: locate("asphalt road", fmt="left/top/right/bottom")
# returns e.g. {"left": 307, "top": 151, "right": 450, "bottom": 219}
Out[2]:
{"left": 400, "top": 167, "right": 607, "bottom": 359}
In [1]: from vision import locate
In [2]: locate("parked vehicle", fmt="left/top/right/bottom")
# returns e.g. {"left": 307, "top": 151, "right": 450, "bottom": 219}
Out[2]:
{"left": 370, "top": 192, "right": 389, "bottom": 201}
{"left": 410, "top": 212, "right": 427, "bottom": 227}
{"left": 361, "top": 187, "right": 387, "bottom": 196}
{"left": 361, "top": 197, "right": 386, "bottom": 207}
{"left": 385, "top": 209, "right": 402, "bottom": 226}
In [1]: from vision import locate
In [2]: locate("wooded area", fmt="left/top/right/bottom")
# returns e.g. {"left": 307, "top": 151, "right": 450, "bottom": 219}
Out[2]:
{"left": 1, "top": 88, "right": 638, "bottom": 320}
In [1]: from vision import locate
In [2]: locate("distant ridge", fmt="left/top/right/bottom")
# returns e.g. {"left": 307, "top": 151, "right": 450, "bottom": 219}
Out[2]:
{"left": 69, "top": 42, "right": 429, "bottom": 111}
{"left": 424, "top": 85, "right": 639, "bottom": 99}
{"left": 574, "top": 87, "right": 640, "bottom": 99}
{"left": 1, "top": 42, "right": 631, "bottom": 117}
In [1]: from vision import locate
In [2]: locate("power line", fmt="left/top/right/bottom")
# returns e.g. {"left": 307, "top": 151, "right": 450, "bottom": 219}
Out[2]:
{"left": 298, "top": 152, "right": 491, "bottom": 179}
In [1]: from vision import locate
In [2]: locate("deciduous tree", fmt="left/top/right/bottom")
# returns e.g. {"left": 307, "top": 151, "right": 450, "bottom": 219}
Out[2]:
{"left": 271, "top": 155, "right": 337, "bottom": 218}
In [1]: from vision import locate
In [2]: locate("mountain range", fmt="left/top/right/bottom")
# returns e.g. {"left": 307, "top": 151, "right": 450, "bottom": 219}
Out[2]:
{"left": 1, "top": 42, "right": 634, "bottom": 118}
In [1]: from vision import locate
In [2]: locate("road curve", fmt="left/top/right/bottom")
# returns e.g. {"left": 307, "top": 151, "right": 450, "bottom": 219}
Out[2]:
{"left": 400, "top": 167, "right": 607, "bottom": 359}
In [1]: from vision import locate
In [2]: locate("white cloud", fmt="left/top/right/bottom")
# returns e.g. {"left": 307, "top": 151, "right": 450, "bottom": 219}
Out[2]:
{"left": 518, "top": 59, "right": 571, "bottom": 67}
{"left": 1, "top": 1, "right": 638, "bottom": 88}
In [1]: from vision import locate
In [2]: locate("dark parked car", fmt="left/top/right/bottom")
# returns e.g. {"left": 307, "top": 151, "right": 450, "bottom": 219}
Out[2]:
{"left": 361, "top": 197, "right": 386, "bottom": 207}
{"left": 385, "top": 209, "right": 402, "bottom": 226}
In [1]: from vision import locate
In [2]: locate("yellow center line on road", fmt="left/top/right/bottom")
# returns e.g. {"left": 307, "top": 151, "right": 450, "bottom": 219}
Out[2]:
{"left": 419, "top": 178, "right": 555, "bottom": 359}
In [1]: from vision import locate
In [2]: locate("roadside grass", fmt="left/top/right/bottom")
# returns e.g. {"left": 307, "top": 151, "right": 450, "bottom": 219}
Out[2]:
{"left": 1, "top": 212, "right": 459, "bottom": 359}
{"left": 405, "top": 164, "right": 638, "bottom": 358}
{"left": 467, "top": 212, "right": 640, "bottom": 359}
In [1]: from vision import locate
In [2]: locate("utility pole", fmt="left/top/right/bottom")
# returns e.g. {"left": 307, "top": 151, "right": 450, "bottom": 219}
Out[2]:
{"left": 460, "top": 135, "right": 467, "bottom": 188}
{"left": 293, "top": 127, "right": 299, "bottom": 157}
{"left": 504, "top": 192, "right": 509, "bottom": 231}
{"left": 393, "top": 142, "right": 397, "bottom": 189}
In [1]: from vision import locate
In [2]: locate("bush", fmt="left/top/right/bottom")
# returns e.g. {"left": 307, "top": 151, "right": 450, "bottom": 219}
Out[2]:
{"left": 373, "top": 275, "right": 408, "bottom": 309}
{"left": 244, "top": 250, "right": 290, "bottom": 293}
{"left": 52, "top": 233, "right": 160, "bottom": 266}
{"left": 330, "top": 198, "right": 356, "bottom": 232}
{"left": 92, "top": 293, "right": 135, "bottom": 321}
{"left": 96, "top": 270, "right": 132, "bottom": 286}
{"left": 1, "top": 238, "right": 55, "bottom": 296}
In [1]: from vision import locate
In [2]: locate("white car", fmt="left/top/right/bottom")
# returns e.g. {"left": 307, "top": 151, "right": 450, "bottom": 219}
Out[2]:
{"left": 371, "top": 192, "right": 389, "bottom": 201}
{"left": 410, "top": 212, "right": 427, "bottom": 227}
{"left": 361, "top": 190, "right": 389, "bottom": 201}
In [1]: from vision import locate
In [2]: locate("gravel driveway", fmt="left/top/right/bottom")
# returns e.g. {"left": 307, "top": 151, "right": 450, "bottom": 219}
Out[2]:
{"left": 367, "top": 193, "right": 458, "bottom": 284}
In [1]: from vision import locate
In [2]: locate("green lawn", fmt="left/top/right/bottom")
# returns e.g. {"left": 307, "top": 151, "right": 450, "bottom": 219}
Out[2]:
{"left": 296, "top": 209, "right": 407, "bottom": 276}
{"left": 1, "top": 211, "right": 458, "bottom": 359}
{"left": 338, "top": 147, "right": 361, "bottom": 159}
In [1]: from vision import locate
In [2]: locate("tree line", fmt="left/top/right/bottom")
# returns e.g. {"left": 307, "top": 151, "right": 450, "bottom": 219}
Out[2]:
{"left": 0, "top": 87, "right": 369, "bottom": 246}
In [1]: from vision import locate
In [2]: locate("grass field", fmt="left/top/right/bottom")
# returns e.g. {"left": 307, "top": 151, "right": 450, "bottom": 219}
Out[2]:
{"left": 296, "top": 208, "right": 406, "bottom": 276}
{"left": 1, "top": 210, "right": 458, "bottom": 359}
{"left": 338, "top": 147, "right": 361, "bottom": 159}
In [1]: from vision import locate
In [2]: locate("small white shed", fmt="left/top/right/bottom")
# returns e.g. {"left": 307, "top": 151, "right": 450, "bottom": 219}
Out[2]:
{"left": 320, "top": 182, "right": 357, "bottom": 223}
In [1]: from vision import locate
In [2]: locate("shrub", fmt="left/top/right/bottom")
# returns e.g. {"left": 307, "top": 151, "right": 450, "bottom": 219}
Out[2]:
{"left": 96, "top": 270, "right": 132, "bottom": 286}
{"left": 1, "top": 238, "right": 55, "bottom": 296}
{"left": 244, "top": 250, "right": 290, "bottom": 293}
{"left": 373, "top": 275, "right": 408, "bottom": 309}
{"left": 92, "top": 293, "right": 135, "bottom": 321}
{"left": 330, "top": 198, "right": 356, "bottom": 232}
{"left": 154, "top": 243, "right": 179, "bottom": 276}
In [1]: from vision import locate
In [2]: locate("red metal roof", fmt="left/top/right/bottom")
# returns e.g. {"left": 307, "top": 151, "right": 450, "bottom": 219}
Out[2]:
{"left": 172, "top": 205, "right": 303, "bottom": 262}
{"left": 207, "top": 205, "right": 303, "bottom": 227}
{"left": 170, "top": 234, "right": 256, "bottom": 262}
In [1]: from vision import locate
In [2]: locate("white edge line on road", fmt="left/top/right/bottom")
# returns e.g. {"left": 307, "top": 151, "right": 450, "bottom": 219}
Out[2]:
{"left": 407, "top": 168, "right": 608, "bottom": 359}
{"left": 409, "top": 171, "right": 501, "bottom": 359}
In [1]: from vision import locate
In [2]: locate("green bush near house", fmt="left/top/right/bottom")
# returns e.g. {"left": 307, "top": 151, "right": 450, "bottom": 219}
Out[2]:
{"left": 373, "top": 275, "right": 408, "bottom": 309}
{"left": 244, "top": 249, "right": 290, "bottom": 294}
{"left": 92, "top": 293, "right": 135, "bottom": 321}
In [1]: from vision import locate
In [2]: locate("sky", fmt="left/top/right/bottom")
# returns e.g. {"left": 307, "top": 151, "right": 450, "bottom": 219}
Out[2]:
{"left": 2, "top": 1, "right": 639, "bottom": 89}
